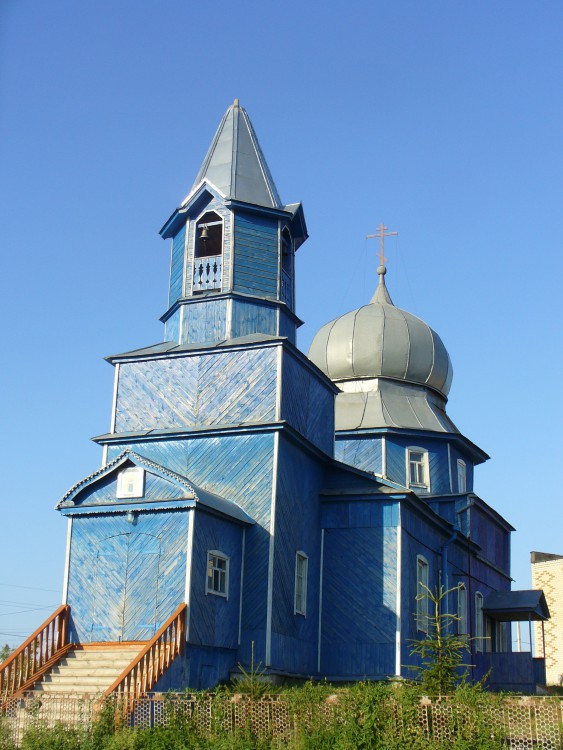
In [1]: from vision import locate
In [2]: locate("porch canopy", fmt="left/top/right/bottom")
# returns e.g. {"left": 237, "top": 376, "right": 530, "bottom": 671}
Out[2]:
{"left": 483, "top": 590, "right": 550, "bottom": 622}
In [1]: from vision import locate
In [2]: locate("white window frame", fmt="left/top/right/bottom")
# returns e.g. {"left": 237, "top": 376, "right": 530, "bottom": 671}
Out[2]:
{"left": 116, "top": 467, "right": 145, "bottom": 499}
{"left": 416, "top": 555, "right": 430, "bottom": 632}
{"left": 206, "top": 551, "right": 229, "bottom": 599}
{"left": 475, "top": 591, "right": 484, "bottom": 652}
{"left": 457, "top": 584, "right": 468, "bottom": 634}
{"left": 294, "top": 551, "right": 308, "bottom": 616}
{"left": 407, "top": 448, "right": 430, "bottom": 492}
{"left": 457, "top": 459, "right": 467, "bottom": 493}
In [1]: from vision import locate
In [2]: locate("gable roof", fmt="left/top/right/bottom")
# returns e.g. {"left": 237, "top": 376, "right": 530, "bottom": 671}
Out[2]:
{"left": 56, "top": 449, "right": 253, "bottom": 524}
{"left": 483, "top": 590, "right": 550, "bottom": 621}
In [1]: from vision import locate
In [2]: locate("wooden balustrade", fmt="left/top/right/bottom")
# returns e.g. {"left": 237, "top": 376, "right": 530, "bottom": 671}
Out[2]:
{"left": 0, "top": 604, "right": 70, "bottom": 700}
{"left": 103, "top": 603, "right": 187, "bottom": 702}
{"left": 193, "top": 256, "right": 222, "bottom": 291}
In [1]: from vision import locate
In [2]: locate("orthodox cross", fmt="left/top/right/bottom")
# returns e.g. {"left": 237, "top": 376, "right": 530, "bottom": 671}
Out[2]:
{"left": 366, "top": 223, "right": 398, "bottom": 266}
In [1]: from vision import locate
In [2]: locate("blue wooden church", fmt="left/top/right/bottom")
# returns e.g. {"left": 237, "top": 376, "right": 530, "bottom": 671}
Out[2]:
{"left": 1, "top": 100, "right": 549, "bottom": 699}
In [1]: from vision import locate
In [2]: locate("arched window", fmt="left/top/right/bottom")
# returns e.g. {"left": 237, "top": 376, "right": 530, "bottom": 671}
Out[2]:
{"left": 194, "top": 211, "right": 223, "bottom": 291}
{"left": 457, "top": 459, "right": 467, "bottom": 493}
{"left": 416, "top": 555, "right": 430, "bottom": 632}
{"left": 475, "top": 592, "right": 484, "bottom": 651}
{"left": 195, "top": 211, "right": 223, "bottom": 258}
{"left": 281, "top": 227, "right": 292, "bottom": 306}
{"left": 457, "top": 584, "right": 468, "bottom": 634}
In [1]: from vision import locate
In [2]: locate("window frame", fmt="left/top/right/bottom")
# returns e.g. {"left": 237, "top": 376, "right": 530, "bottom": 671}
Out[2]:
{"left": 407, "top": 448, "right": 430, "bottom": 492}
{"left": 116, "top": 467, "right": 145, "bottom": 499}
{"left": 294, "top": 551, "right": 308, "bottom": 616}
{"left": 206, "top": 550, "right": 229, "bottom": 599}
{"left": 475, "top": 591, "right": 484, "bottom": 652}
{"left": 457, "top": 459, "right": 467, "bottom": 493}
{"left": 195, "top": 210, "right": 224, "bottom": 259}
{"left": 416, "top": 555, "right": 430, "bottom": 632}
{"left": 457, "top": 583, "right": 468, "bottom": 634}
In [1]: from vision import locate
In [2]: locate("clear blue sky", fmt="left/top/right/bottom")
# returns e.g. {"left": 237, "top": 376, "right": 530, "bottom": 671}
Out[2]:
{"left": 1, "top": 0, "right": 561, "bottom": 646}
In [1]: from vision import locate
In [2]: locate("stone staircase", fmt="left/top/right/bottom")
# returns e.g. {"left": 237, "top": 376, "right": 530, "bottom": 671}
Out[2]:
{"left": 32, "top": 643, "right": 143, "bottom": 697}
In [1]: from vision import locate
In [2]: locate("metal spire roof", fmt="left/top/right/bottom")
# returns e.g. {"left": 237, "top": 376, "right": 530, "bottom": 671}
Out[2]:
{"left": 188, "top": 99, "right": 282, "bottom": 209}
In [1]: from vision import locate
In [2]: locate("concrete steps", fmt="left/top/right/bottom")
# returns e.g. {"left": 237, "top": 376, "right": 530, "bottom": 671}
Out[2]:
{"left": 33, "top": 643, "right": 143, "bottom": 697}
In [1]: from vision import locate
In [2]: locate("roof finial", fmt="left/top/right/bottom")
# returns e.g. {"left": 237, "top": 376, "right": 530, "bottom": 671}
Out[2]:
{"left": 233, "top": 98, "right": 240, "bottom": 107}
{"left": 367, "top": 222, "right": 397, "bottom": 304}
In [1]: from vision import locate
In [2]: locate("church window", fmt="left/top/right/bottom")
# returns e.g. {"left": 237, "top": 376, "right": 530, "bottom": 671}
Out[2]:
{"left": 116, "top": 467, "right": 145, "bottom": 499}
{"left": 416, "top": 555, "right": 429, "bottom": 632}
{"left": 457, "top": 584, "right": 468, "bottom": 634}
{"left": 294, "top": 551, "right": 308, "bottom": 616}
{"left": 206, "top": 551, "right": 229, "bottom": 598}
{"left": 457, "top": 459, "right": 467, "bottom": 493}
{"left": 195, "top": 211, "right": 223, "bottom": 258}
{"left": 407, "top": 448, "right": 429, "bottom": 491}
{"left": 194, "top": 211, "right": 223, "bottom": 292}
{"left": 475, "top": 592, "right": 484, "bottom": 651}
{"left": 280, "top": 227, "right": 292, "bottom": 306}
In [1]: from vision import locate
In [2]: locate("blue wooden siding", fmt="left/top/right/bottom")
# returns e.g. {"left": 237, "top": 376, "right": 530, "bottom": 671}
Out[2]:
{"left": 233, "top": 213, "right": 278, "bottom": 299}
{"left": 114, "top": 347, "right": 278, "bottom": 433}
{"left": 188, "top": 513, "right": 243, "bottom": 650}
{"left": 181, "top": 298, "right": 227, "bottom": 345}
{"left": 168, "top": 224, "right": 186, "bottom": 307}
{"left": 106, "top": 432, "right": 276, "bottom": 664}
{"left": 153, "top": 645, "right": 237, "bottom": 692}
{"left": 164, "top": 309, "right": 180, "bottom": 344}
{"left": 231, "top": 299, "right": 277, "bottom": 338}
{"left": 66, "top": 510, "right": 189, "bottom": 643}
{"left": 269, "top": 436, "right": 324, "bottom": 674}
{"left": 281, "top": 350, "right": 334, "bottom": 455}
{"left": 335, "top": 436, "right": 383, "bottom": 474}
{"left": 278, "top": 309, "right": 296, "bottom": 345}
{"left": 321, "top": 524, "right": 398, "bottom": 677}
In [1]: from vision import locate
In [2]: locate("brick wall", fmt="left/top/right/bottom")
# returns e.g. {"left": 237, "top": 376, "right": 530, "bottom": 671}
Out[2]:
{"left": 531, "top": 553, "right": 563, "bottom": 685}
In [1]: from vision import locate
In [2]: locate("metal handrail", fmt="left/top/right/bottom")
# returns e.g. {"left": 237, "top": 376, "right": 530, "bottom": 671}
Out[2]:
{"left": 0, "top": 604, "right": 69, "bottom": 700}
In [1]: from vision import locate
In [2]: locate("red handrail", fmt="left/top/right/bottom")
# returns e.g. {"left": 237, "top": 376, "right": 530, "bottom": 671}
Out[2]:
{"left": 103, "top": 603, "right": 187, "bottom": 702}
{"left": 0, "top": 604, "right": 69, "bottom": 700}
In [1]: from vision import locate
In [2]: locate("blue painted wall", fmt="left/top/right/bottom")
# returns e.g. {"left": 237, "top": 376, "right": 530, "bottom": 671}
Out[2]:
{"left": 231, "top": 298, "right": 277, "bottom": 338}
{"left": 168, "top": 224, "right": 186, "bottom": 307}
{"left": 114, "top": 347, "right": 278, "bottom": 433}
{"left": 180, "top": 298, "right": 227, "bottom": 344}
{"left": 335, "top": 436, "right": 383, "bottom": 474}
{"left": 66, "top": 509, "right": 189, "bottom": 643}
{"left": 189, "top": 512, "right": 244, "bottom": 650}
{"left": 233, "top": 213, "right": 278, "bottom": 299}
{"left": 320, "top": 499, "right": 399, "bottom": 678}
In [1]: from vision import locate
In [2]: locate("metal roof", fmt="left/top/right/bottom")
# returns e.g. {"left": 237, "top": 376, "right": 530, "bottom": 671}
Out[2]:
{"left": 483, "top": 590, "right": 550, "bottom": 621}
{"left": 185, "top": 99, "right": 282, "bottom": 209}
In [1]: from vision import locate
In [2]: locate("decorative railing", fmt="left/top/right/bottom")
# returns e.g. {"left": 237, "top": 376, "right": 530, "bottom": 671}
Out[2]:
{"left": 0, "top": 604, "right": 70, "bottom": 700}
{"left": 193, "top": 256, "right": 222, "bottom": 292}
{"left": 103, "top": 603, "right": 187, "bottom": 702}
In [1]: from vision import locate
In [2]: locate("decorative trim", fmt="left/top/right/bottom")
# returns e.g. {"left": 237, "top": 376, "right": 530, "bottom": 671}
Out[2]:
{"left": 317, "top": 529, "right": 325, "bottom": 673}
{"left": 447, "top": 443, "right": 453, "bottom": 493}
{"left": 61, "top": 518, "right": 73, "bottom": 605}
{"left": 184, "top": 509, "right": 195, "bottom": 640}
{"left": 265, "top": 431, "right": 279, "bottom": 666}
{"left": 395, "top": 509, "right": 402, "bottom": 676}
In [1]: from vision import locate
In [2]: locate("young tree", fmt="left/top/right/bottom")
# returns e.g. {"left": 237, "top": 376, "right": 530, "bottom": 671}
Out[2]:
{"left": 409, "top": 584, "right": 472, "bottom": 695}
{"left": 0, "top": 644, "right": 12, "bottom": 663}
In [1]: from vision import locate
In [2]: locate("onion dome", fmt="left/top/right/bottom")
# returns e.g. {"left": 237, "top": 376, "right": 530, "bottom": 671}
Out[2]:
{"left": 309, "top": 265, "right": 453, "bottom": 398}
{"left": 308, "top": 265, "right": 456, "bottom": 433}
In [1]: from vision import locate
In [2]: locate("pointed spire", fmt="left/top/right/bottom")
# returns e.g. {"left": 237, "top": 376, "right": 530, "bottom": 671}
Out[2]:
{"left": 188, "top": 100, "right": 282, "bottom": 209}
{"left": 371, "top": 265, "right": 394, "bottom": 304}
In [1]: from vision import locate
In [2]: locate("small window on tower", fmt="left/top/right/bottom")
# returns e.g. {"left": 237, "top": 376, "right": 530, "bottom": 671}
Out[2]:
{"left": 195, "top": 211, "right": 223, "bottom": 259}
{"left": 407, "top": 448, "right": 429, "bottom": 491}
{"left": 206, "top": 551, "right": 229, "bottom": 598}
{"left": 457, "top": 459, "right": 467, "bottom": 493}
{"left": 294, "top": 551, "right": 308, "bottom": 616}
{"left": 116, "top": 467, "right": 145, "bottom": 499}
